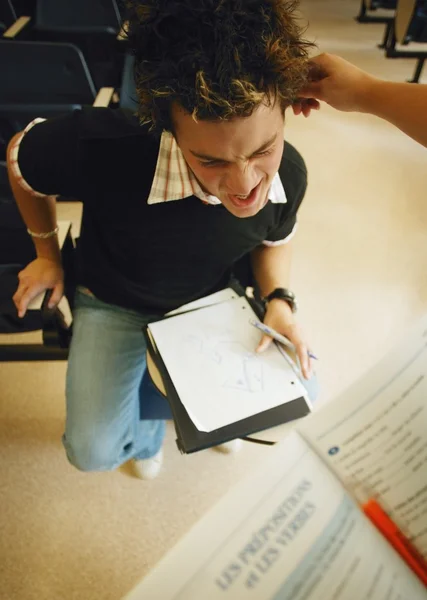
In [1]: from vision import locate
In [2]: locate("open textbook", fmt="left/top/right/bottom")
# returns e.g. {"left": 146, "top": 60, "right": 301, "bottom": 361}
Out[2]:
{"left": 125, "top": 315, "right": 427, "bottom": 599}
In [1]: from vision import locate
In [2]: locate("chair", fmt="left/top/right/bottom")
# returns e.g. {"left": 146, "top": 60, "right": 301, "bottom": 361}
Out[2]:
{"left": 0, "top": 211, "right": 172, "bottom": 420}
{"left": 26, "top": 0, "right": 125, "bottom": 89}
{"left": 356, "top": 1, "right": 398, "bottom": 49}
{"left": 0, "top": 0, "right": 16, "bottom": 33}
{"left": 0, "top": 149, "right": 171, "bottom": 420}
{"left": 5, "top": 0, "right": 36, "bottom": 17}
{"left": 35, "top": 0, "right": 121, "bottom": 34}
{"left": 1, "top": 0, "right": 30, "bottom": 38}
{"left": 0, "top": 39, "right": 114, "bottom": 159}
{"left": 356, "top": 0, "right": 397, "bottom": 22}
{"left": 384, "top": 0, "right": 427, "bottom": 82}
{"left": 119, "top": 52, "right": 138, "bottom": 112}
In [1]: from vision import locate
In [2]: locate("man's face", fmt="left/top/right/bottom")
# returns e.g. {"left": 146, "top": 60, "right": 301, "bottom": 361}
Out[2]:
{"left": 171, "top": 101, "right": 285, "bottom": 218}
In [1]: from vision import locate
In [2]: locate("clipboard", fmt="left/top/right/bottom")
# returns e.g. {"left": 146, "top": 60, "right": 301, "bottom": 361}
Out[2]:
{"left": 143, "top": 283, "right": 311, "bottom": 454}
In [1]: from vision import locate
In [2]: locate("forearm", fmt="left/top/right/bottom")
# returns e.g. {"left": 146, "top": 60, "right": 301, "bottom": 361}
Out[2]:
{"left": 301, "top": 54, "right": 427, "bottom": 148}
{"left": 251, "top": 242, "right": 293, "bottom": 297}
{"left": 7, "top": 134, "right": 61, "bottom": 263}
{"left": 251, "top": 242, "right": 312, "bottom": 376}
{"left": 361, "top": 79, "right": 427, "bottom": 148}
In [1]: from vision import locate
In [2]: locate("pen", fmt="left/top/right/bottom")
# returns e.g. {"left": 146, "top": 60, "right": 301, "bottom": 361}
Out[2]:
{"left": 362, "top": 497, "right": 427, "bottom": 586}
{"left": 249, "top": 319, "right": 318, "bottom": 360}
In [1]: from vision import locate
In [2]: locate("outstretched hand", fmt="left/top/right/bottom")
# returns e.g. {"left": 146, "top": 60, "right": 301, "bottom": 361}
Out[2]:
{"left": 293, "top": 53, "right": 376, "bottom": 117}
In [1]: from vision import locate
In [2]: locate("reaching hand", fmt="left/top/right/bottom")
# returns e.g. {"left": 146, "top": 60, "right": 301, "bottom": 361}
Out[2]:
{"left": 13, "top": 257, "right": 64, "bottom": 318}
{"left": 295, "top": 53, "right": 376, "bottom": 114}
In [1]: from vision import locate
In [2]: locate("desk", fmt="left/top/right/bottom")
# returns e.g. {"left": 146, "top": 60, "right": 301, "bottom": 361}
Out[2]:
{"left": 396, "top": 0, "right": 417, "bottom": 44}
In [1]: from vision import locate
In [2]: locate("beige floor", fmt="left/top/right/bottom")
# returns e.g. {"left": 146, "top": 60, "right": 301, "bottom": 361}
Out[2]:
{"left": 1, "top": 1, "right": 427, "bottom": 599}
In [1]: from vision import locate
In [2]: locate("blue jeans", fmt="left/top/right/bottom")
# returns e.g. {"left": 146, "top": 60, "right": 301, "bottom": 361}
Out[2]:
{"left": 63, "top": 288, "right": 166, "bottom": 471}
{"left": 63, "top": 288, "right": 318, "bottom": 472}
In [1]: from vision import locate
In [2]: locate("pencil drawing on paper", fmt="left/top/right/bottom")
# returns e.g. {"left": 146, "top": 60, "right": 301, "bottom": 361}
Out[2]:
{"left": 183, "top": 335, "right": 264, "bottom": 393}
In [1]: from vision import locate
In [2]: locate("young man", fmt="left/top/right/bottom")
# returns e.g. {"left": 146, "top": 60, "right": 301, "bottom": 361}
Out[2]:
{"left": 7, "top": 0, "right": 315, "bottom": 479}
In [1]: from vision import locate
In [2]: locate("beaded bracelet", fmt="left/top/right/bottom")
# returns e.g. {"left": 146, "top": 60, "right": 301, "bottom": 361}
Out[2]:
{"left": 27, "top": 226, "right": 59, "bottom": 239}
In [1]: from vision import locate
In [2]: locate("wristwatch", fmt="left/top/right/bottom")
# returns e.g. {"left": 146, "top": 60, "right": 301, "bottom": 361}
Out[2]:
{"left": 262, "top": 288, "right": 298, "bottom": 313}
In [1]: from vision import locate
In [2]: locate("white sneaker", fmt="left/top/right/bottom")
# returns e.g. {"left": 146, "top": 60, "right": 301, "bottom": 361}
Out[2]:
{"left": 214, "top": 439, "right": 244, "bottom": 454}
{"left": 133, "top": 448, "right": 163, "bottom": 480}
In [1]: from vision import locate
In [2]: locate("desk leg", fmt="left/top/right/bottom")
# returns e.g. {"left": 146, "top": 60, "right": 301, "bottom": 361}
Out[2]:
{"left": 409, "top": 58, "right": 425, "bottom": 83}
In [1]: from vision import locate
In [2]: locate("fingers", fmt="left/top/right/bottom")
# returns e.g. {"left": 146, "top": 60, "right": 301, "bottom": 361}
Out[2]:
{"left": 13, "top": 280, "right": 31, "bottom": 318}
{"left": 292, "top": 98, "right": 321, "bottom": 118}
{"left": 13, "top": 283, "right": 43, "bottom": 318}
{"left": 255, "top": 329, "right": 313, "bottom": 379}
{"left": 48, "top": 282, "right": 64, "bottom": 309}
{"left": 12, "top": 259, "right": 64, "bottom": 318}
{"left": 12, "top": 286, "right": 27, "bottom": 318}
{"left": 256, "top": 335, "right": 272, "bottom": 353}
{"left": 292, "top": 102, "right": 302, "bottom": 116}
{"left": 302, "top": 99, "right": 320, "bottom": 117}
{"left": 295, "top": 342, "right": 312, "bottom": 380}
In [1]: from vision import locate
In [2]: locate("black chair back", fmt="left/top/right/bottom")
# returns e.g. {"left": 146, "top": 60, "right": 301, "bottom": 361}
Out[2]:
{"left": 9, "top": 0, "right": 37, "bottom": 17}
{"left": 32, "top": 0, "right": 124, "bottom": 88}
{"left": 0, "top": 40, "right": 96, "bottom": 153}
{"left": 35, "top": 0, "right": 121, "bottom": 33}
{"left": 119, "top": 53, "right": 138, "bottom": 111}
{"left": 371, "top": 0, "right": 397, "bottom": 8}
{"left": 407, "top": 1, "right": 427, "bottom": 41}
{"left": 0, "top": 0, "right": 17, "bottom": 30}
{"left": 0, "top": 40, "right": 96, "bottom": 122}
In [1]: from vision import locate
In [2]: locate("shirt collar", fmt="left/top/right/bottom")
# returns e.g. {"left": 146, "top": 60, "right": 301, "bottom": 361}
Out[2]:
{"left": 147, "top": 131, "right": 287, "bottom": 206}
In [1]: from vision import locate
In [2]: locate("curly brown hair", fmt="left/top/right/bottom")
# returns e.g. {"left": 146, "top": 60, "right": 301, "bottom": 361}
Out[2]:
{"left": 125, "top": 0, "right": 314, "bottom": 134}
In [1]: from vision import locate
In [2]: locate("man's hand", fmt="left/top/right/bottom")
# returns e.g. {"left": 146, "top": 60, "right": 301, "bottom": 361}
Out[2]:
{"left": 13, "top": 257, "right": 64, "bottom": 318}
{"left": 255, "top": 299, "right": 312, "bottom": 380}
{"left": 294, "top": 53, "right": 377, "bottom": 116}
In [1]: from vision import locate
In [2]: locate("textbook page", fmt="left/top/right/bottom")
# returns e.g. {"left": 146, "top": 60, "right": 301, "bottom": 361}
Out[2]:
{"left": 124, "top": 432, "right": 425, "bottom": 600}
{"left": 299, "top": 315, "right": 427, "bottom": 558}
{"left": 148, "top": 297, "right": 307, "bottom": 432}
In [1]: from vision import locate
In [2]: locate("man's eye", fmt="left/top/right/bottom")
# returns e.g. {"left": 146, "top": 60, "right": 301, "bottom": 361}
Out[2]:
{"left": 198, "top": 147, "right": 274, "bottom": 168}
{"left": 199, "top": 160, "right": 224, "bottom": 168}
{"left": 255, "top": 148, "right": 274, "bottom": 157}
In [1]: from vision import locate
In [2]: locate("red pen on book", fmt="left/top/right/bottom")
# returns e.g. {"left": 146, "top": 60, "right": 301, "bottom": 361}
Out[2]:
{"left": 362, "top": 498, "right": 427, "bottom": 587}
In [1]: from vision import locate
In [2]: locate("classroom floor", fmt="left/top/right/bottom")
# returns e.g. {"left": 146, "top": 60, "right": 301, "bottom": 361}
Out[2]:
{"left": 1, "top": 1, "right": 426, "bottom": 598}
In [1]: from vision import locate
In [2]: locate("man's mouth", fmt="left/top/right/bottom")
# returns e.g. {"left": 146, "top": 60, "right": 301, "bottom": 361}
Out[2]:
{"left": 227, "top": 181, "right": 262, "bottom": 209}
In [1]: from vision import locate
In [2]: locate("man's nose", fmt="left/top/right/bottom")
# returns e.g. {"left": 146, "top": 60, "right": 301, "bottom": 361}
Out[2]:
{"left": 224, "top": 163, "right": 258, "bottom": 195}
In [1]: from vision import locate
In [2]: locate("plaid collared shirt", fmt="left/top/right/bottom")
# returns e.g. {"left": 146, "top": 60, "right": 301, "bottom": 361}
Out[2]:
{"left": 147, "top": 130, "right": 288, "bottom": 207}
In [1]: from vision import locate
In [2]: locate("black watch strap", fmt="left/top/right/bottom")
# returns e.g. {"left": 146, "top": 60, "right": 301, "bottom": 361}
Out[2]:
{"left": 262, "top": 288, "right": 298, "bottom": 313}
